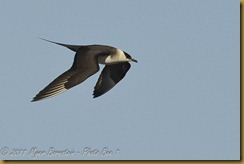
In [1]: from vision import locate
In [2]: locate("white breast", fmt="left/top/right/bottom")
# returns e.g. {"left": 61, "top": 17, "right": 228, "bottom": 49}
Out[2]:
{"left": 98, "top": 48, "right": 128, "bottom": 65}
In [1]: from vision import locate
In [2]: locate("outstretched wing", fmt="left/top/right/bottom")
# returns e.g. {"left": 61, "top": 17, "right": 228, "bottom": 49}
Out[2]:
{"left": 93, "top": 62, "right": 131, "bottom": 98}
{"left": 32, "top": 68, "right": 76, "bottom": 101}
{"left": 32, "top": 48, "right": 100, "bottom": 102}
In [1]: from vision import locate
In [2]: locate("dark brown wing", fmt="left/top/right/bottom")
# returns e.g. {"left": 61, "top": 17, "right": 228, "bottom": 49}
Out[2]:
{"left": 93, "top": 62, "right": 131, "bottom": 98}
{"left": 32, "top": 48, "right": 100, "bottom": 102}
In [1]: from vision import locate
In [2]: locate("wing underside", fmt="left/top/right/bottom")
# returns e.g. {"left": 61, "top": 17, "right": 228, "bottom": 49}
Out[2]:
{"left": 93, "top": 62, "right": 131, "bottom": 98}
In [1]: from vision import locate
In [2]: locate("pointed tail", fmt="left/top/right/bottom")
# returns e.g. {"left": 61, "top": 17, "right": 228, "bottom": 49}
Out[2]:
{"left": 39, "top": 38, "right": 81, "bottom": 52}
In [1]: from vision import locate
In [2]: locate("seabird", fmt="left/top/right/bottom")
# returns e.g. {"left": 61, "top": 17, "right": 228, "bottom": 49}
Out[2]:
{"left": 31, "top": 39, "right": 137, "bottom": 102}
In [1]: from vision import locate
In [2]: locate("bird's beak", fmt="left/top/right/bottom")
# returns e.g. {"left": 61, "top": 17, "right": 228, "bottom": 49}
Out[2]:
{"left": 131, "top": 58, "right": 138, "bottom": 63}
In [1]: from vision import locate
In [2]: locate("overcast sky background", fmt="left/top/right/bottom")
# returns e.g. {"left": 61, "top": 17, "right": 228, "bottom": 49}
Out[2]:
{"left": 0, "top": 0, "right": 239, "bottom": 160}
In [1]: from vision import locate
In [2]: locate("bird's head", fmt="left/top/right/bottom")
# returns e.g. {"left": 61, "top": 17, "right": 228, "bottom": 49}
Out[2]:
{"left": 123, "top": 51, "right": 138, "bottom": 63}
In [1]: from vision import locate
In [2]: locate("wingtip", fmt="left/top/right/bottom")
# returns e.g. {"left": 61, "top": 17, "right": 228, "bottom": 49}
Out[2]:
{"left": 92, "top": 92, "right": 100, "bottom": 98}
{"left": 92, "top": 93, "right": 97, "bottom": 98}
{"left": 31, "top": 97, "right": 38, "bottom": 102}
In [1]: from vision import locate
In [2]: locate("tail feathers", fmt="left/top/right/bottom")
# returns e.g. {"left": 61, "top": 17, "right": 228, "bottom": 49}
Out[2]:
{"left": 39, "top": 38, "right": 81, "bottom": 52}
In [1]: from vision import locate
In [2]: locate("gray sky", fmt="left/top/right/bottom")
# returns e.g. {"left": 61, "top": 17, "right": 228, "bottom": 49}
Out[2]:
{"left": 0, "top": 0, "right": 239, "bottom": 160}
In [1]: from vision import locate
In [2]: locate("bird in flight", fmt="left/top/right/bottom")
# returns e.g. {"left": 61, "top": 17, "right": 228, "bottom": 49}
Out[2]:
{"left": 32, "top": 39, "right": 137, "bottom": 102}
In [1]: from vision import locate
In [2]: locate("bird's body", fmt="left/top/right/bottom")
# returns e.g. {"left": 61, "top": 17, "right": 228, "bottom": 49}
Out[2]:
{"left": 32, "top": 39, "right": 137, "bottom": 102}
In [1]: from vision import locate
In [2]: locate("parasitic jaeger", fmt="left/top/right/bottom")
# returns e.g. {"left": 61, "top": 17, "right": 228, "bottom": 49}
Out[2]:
{"left": 31, "top": 39, "right": 137, "bottom": 102}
